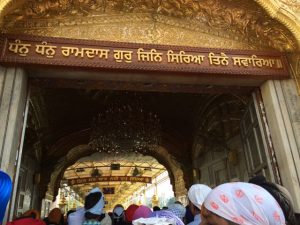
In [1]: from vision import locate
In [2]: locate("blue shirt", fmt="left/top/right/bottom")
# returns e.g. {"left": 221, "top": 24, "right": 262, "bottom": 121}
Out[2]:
{"left": 187, "top": 214, "right": 201, "bottom": 225}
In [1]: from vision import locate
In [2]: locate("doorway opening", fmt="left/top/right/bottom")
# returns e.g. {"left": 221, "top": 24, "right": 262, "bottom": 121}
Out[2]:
{"left": 15, "top": 77, "right": 276, "bottom": 217}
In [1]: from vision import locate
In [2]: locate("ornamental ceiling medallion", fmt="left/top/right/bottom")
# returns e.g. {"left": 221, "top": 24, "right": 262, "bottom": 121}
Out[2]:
{"left": 0, "top": 0, "right": 298, "bottom": 52}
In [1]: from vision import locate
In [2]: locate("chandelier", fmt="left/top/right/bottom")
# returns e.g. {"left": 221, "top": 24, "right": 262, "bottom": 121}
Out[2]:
{"left": 89, "top": 93, "right": 161, "bottom": 154}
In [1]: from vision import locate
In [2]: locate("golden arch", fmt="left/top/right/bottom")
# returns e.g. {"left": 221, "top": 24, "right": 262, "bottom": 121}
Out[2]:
{"left": 0, "top": 0, "right": 299, "bottom": 52}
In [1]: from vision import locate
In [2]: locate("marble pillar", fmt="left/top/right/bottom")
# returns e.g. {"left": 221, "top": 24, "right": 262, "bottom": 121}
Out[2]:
{"left": 261, "top": 78, "right": 300, "bottom": 213}
{"left": 0, "top": 66, "right": 28, "bottom": 220}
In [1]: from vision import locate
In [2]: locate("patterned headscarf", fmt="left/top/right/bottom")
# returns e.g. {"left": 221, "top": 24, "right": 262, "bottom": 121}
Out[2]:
{"left": 167, "top": 204, "right": 186, "bottom": 220}
{"left": 150, "top": 210, "right": 184, "bottom": 225}
{"left": 203, "top": 182, "right": 286, "bottom": 225}
{"left": 0, "top": 170, "right": 12, "bottom": 223}
{"left": 188, "top": 184, "right": 212, "bottom": 210}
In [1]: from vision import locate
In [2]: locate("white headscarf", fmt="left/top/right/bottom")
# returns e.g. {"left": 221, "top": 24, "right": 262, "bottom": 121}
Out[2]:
{"left": 113, "top": 206, "right": 124, "bottom": 217}
{"left": 85, "top": 187, "right": 105, "bottom": 215}
{"left": 203, "top": 182, "right": 286, "bottom": 225}
{"left": 188, "top": 184, "right": 212, "bottom": 210}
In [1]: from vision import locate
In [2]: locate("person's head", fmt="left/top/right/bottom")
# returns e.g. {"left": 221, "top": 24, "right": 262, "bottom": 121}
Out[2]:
{"left": 132, "top": 205, "right": 152, "bottom": 221}
{"left": 174, "top": 201, "right": 183, "bottom": 205}
{"left": 150, "top": 210, "right": 184, "bottom": 225}
{"left": 201, "top": 182, "right": 286, "bottom": 225}
{"left": 22, "top": 210, "right": 40, "bottom": 219}
{"left": 153, "top": 206, "right": 160, "bottom": 211}
{"left": 167, "top": 203, "right": 186, "bottom": 221}
{"left": 48, "top": 208, "right": 63, "bottom": 225}
{"left": 113, "top": 204, "right": 125, "bottom": 222}
{"left": 188, "top": 184, "right": 212, "bottom": 216}
{"left": 125, "top": 204, "right": 139, "bottom": 222}
{"left": 184, "top": 205, "right": 194, "bottom": 224}
{"left": 249, "top": 175, "right": 267, "bottom": 184}
{"left": 84, "top": 188, "right": 105, "bottom": 220}
{"left": 0, "top": 170, "right": 12, "bottom": 223}
{"left": 249, "top": 175, "right": 296, "bottom": 225}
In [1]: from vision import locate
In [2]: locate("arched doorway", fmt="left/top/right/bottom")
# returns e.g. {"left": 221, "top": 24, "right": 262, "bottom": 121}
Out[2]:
{"left": 0, "top": 0, "right": 300, "bottom": 220}
{"left": 48, "top": 152, "right": 175, "bottom": 214}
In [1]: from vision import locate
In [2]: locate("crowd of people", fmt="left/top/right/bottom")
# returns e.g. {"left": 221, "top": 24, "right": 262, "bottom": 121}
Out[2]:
{"left": 1, "top": 169, "right": 299, "bottom": 225}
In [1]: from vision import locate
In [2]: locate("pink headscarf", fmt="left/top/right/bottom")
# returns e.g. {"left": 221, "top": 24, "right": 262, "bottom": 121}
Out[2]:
{"left": 125, "top": 204, "right": 139, "bottom": 222}
{"left": 132, "top": 205, "right": 152, "bottom": 221}
{"left": 203, "top": 182, "right": 285, "bottom": 225}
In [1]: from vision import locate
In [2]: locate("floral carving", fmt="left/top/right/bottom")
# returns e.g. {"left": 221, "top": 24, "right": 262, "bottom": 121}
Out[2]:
{"left": 1, "top": 0, "right": 298, "bottom": 51}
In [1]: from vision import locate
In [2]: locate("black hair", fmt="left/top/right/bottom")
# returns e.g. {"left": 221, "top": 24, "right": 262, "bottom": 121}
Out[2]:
{"left": 153, "top": 206, "right": 160, "bottom": 211}
{"left": 84, "top": 191, "right": 103, "bottom": 221}
{"left": 85, "top": 192, "right": 102, "bottom": 210}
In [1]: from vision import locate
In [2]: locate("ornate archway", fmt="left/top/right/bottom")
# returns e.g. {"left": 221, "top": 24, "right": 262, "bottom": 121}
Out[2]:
{"left": 0, "top": 0, "right": 299, "bottom": 52}
{"left": 38, "top": 129, "right": 192, "bottom": 204}
{"left": 1, "top": 0, "right": 300, "bottom": 215}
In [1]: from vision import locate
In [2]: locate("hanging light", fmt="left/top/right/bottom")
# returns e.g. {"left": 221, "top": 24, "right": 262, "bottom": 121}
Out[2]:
{"left": 89, "top": 93, "right": 161, "bottom": 154}
{"left": 91, "top": 168, "right": 101, "bottom": 177}
{"left": 132, "top": 166, "right": 140, "bottom": 177}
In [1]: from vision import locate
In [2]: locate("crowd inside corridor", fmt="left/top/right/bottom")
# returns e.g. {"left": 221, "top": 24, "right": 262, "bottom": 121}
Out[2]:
{"left": 1, "top": 169, "right": 300, "bottom": 225}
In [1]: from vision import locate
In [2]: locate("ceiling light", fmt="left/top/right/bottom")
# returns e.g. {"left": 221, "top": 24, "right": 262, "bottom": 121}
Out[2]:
{"left": 76, "top": 168, "right": 85, "bottom": 173}
{"left": 89, "top": 93, "right": 161, "bottom": 154}
{"left": 110, "top": 163, "right": 120, "bottom": 170}
{"left": 91, "top": 168, "right": 101, "bottom": 177}
{"left": 132, "top": 166, "right": 140, "bottom": 177}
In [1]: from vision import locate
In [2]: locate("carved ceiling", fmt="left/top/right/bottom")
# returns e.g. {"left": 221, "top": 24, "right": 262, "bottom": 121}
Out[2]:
{"left": 192, "top": 94, "right": 249, "bottom": 159}
{"left": 0, "top": 0, "right": 299, "bottom": 51}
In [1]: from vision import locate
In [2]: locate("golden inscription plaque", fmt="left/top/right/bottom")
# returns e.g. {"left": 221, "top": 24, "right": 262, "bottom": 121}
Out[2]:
{"left": 0, "top": 34, "right": 290, "bottom": 80}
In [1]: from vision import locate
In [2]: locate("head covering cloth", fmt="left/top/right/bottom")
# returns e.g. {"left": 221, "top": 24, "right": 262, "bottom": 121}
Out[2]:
{"left": 150, "top": 210, "right": 184, "bottom": 225}
{"left": 132, "top": 205, "right": 152, "bottom": 221}
{"left": 188, "top": 184, "right": 212, "bottom": 210}
{"left": 125, "top": 204, "right": 139, "bottom": 222}
{"left": 68, "top": 208, "right": 85, "bottom": 225}
{"left": 0, "top": 170, "right": 12, "bottom": 223}
{"left": 167, "top": 204, "right": 186, "bottom": 220}
{"left": 113, "top": 206, "right": 124, "bottom": 218}
{"left": 85, "top": 188, "right": 105, "bottom": 216}
{"left": 203, "top": 182, "right": 286, "bottom": 225}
